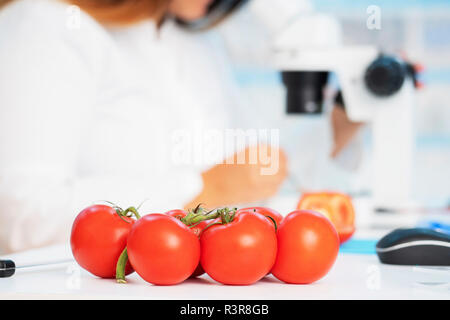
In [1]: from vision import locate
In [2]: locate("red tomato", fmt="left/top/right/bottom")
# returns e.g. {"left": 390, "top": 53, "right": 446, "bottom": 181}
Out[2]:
{"left": 271, "top": 210, "right": 339, "bottom": 284}
{"left": 190, "top": 263, "right": 206, "bottom": 278}
{"left": 165, "top": 209, "right": 209, "bottom": 277}
{"left": 236, "top": 207, "right": 283, "bottom": 276}
{"left": 127, "top": 214, "right": 200, "bottom": 285}
{"left": 165, "top": 209, "right": 187, "bottom": 220}
{"left": 70, "top": 204, "right": 134, "bottom": 278}
{"left": 165, "top": 209, "right": 209, "bottom": 236}
{"left": 186, "top": 219, "right": 212, "bottom": 278}
{"left": 237, "top": 207, "right": 283, "bottom": 230}
{"left": 200, "top": 212, "right": 277, "bottom": 285}
{"left": 297, "top": 192, "right": 356, "bottom": 243}
{"left": 188, "top": 220, "right": 210, "bottom": 237}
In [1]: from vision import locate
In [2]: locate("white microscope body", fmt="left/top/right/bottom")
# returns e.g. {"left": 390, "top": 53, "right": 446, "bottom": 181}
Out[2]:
{"left": 250, "top": 0, "right": 416, "bottom": 209}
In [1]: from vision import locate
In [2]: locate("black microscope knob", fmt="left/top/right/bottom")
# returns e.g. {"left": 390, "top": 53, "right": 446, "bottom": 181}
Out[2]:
{"left": 364, "top": 55, "right": 406, "bottom": 97}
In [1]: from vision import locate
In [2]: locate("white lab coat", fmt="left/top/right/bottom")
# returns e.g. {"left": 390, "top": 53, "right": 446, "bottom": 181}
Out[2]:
{"left": 0, "top": 0, "right": 361, "bottom": 254}
{"left": 0, "top": 0, "right": 236, "bottom": 253}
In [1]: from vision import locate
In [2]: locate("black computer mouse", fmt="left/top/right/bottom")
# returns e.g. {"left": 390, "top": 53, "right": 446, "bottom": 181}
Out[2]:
{"left": 376, "top": 228, "right": 450, "bottom": 266}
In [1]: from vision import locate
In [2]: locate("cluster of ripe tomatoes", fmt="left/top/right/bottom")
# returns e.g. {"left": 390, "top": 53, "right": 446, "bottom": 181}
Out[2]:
{"left": 70, "top": 192, "right": 355, "bottom": 286}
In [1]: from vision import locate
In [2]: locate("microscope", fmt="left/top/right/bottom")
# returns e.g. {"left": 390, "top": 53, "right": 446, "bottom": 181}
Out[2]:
{"left": 250, "top": 0, "right": 418, "bottom": 210}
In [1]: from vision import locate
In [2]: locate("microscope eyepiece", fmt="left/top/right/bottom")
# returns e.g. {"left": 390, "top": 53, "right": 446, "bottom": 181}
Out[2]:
{"left": 364, "top": 55, "right": 406, "bottom": 97}
{"left": 282, "top": 71, "right": 329, "bottom": 114}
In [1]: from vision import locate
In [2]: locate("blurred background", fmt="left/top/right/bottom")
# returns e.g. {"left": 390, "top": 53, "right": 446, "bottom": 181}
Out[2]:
{"left": 216, "top": 0, "right": 450, "bottom": 208}
{"left": 1, "top": 0, "right": 449, "bottom": 254}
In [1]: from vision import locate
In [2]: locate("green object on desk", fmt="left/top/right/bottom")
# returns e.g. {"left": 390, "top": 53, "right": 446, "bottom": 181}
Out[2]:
{"left": 339, "top": 239, "right": 377, "bottom": 255}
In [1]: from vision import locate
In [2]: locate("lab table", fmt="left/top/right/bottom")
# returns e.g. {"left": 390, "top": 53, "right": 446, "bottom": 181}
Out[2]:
{"left": 1, "top": 241, "right": 449, "bottom": 300}
{"left": 1, "top": 196, "right": 449, "bottom": 300}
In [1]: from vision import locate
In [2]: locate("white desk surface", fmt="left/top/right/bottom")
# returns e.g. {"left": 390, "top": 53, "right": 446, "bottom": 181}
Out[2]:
{"left": 1, "top": 241, "right": 449, "bottom": 300}
{"left": 1, "top": 196, "right": 449, "bottom": 300}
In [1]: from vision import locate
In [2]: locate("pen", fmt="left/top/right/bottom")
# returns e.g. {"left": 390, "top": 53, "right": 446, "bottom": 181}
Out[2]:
{"left": 0, "top": 259, "right": 73, "bottom": 278}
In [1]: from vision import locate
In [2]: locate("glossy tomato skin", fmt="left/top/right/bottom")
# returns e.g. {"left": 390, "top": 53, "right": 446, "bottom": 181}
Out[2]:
{"left": 200, "top": 212, "right": 277, "bottom": 285}
{"left": 237, "top": 207, "right": 283, "bottom": 230}
{"left": 271, "top": 210, "right": 339, "bottom": 284}
{"left": 165, "top": 209, "right": 208, "bottom": 277}
{"left": 165, "top": 209, "right": 187, "bottom": 219}
{"left": 70, "top": 205, "right": 134, "bottom": 278}
{"left": 190, "top": 263, "right": 206, "bottom": 278}
{"left": 186, "top": 220, "right": 210, "bottom": 278}
{"left": 236, "top": 207, "right": 283, "bottom": 276}
{"left": 127, "top": 214, "right": 200, "bottom": 285}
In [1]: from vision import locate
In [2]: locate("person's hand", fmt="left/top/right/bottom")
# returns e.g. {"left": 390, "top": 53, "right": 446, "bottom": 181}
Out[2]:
{"left": 330, "top": 106, "right": 364, "bottom": 158}
{"left": 184, "top": 145, "right": 288, "bottom": 209}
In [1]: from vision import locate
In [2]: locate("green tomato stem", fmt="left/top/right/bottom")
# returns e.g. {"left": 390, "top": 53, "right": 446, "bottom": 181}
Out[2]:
{"left": 181, "top": 208, "right": 219, "bottom": 226}
{"left": 114, "top": 204, "right": 143, "bottom": 284}
{"left": 122, "top": 206, "right": 141, "bottom": 220}
{"left": 116, "top": 247, "right": 129, "bottom": 284}
{"left": 265, "top": 215, "right": 278, "bottom": 232}
{"left": 217, "top": 207, "right": 237, "bottom": 224}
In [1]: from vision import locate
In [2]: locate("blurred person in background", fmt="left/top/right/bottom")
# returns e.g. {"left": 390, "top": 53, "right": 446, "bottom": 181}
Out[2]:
{"left": 0, "top": 0, "right": 359, "bottom": 253}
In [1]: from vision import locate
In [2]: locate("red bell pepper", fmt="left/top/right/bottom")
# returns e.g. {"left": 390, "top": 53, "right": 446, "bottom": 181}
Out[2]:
{"left": 297, "top": 192, "right": 356, "bottom": 243}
